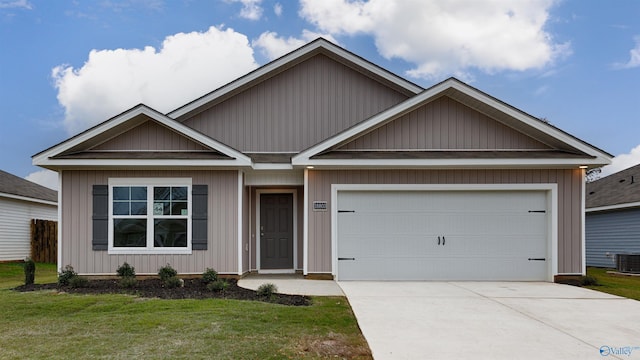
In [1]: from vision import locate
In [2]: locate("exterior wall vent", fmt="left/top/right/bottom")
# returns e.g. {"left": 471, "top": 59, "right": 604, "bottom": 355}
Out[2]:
{"left": 616, "top": 254, "right": 640, "bottom": 274}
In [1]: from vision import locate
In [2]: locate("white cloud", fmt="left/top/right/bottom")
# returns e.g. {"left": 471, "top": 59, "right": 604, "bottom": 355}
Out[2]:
{"left": 613, "top": 35, "right": 640, "bottom": 69}
{"left": 252, "top": 30, "right": 339, "bottom": 60}
{"left": 299, "top": 0, "right": 569, "bottom": 80}
{"left": 227, "top": 0, "right": 263, "bottom": 20}
{"left": 274, "top": 2, "right": 282, "bottom": 16}
{"left": 0, "top": 0, "right": 31, "bottom": 9}
{"left": 52, "top": 26, "right": 258, "bottom": 134}
{"left": 25, "top": 169, "right": 58, "bottom": 191}
{"left": 599, "top": 144, "right": 640, "bottom": 178}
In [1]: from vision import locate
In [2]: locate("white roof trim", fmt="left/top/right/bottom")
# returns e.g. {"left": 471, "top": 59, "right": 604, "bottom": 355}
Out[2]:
{"left": 586, "top": 201, "right": 640, "bottom": 213}
{"left": 0, "top": 192, "right": 57, "bottom": 206}
{"left": 167, "top": 38, "right": 423, "bottom": 120}
{"left": 292, "top": 78, "right": 612, "bottom": 167}
{"left": 296, "top": 158, "right": 603, "bottom": 169}
{"left": 33, "top": 105, "right": 251, "bottom": 167}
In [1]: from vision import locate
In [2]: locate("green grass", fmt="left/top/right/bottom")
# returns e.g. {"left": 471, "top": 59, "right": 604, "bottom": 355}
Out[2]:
{"left": 0, "top": 263, "right": 371, "bottom": 359}
{"left": 586, "top": 267, "right": 640, "bottom": 301}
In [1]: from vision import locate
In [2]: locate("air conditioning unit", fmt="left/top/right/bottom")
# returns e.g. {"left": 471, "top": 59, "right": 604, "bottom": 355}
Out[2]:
{"left": 616, "top": 254, "right": 640, "bottom": 274}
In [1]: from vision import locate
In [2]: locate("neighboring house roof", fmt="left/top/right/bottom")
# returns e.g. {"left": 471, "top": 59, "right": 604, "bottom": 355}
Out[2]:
{"left": 0, "top": 170, "right": 57, "bottom": 204}
{"left": 586, "top": 164, "right": 640, "bottom": 211}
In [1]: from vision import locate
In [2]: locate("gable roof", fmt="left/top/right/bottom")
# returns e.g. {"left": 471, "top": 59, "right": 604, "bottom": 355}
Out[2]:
{"left": 33, "top": 105, "right": 252, "bottom": 170}
{"left": 586, "top": 164, "right": 640, "bottom": 211}
{"left": 292, "top": 78, "right": 612, "bottom": 168}
{"left": 167, "top": 38, "right": 424, "bottom": 121}
{"left": 0, "top": 170, "right": 57, "bottom": 205}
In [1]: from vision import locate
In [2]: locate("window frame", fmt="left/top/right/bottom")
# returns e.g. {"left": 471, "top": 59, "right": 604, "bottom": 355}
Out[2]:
{"left": 108, "top": 178, "right": 192, "bottom": 255}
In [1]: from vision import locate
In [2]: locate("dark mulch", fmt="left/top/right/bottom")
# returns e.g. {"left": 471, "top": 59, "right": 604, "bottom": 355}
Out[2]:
{"left": 14, "top": 278, "right": 310, "bottom": 306}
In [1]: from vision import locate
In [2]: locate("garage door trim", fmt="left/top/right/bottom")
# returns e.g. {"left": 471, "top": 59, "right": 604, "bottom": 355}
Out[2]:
{"left": 331, "top": 183, "right": 558, "bottom": 281}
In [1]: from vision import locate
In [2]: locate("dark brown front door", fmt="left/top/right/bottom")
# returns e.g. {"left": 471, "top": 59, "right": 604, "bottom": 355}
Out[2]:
{"left": 260, "top": 193, "right": 294, "bottom": 269}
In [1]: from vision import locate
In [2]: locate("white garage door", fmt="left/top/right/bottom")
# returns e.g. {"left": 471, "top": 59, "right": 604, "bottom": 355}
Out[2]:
{"left": 336, "top": 190, "right": 549, "bottom": 281}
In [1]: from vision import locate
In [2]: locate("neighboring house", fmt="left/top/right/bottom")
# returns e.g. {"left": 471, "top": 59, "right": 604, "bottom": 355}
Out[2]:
{"left": 33, "top": 39, "right": 611, "bottom": 281}
{"left": 0, "top": 170, "right": 57, "bottom": 261}
{"left": 586, "top": 164, "right": 640, "bottom": 268}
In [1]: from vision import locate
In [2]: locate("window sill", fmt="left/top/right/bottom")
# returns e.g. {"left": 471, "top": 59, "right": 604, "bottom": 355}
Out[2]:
{"left": 108, "top": 248, "right": 193, "bottom": 255}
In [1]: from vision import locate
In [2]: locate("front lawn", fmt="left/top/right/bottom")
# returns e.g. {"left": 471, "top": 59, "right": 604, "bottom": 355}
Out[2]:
{"left": 0, "top": 263, "right": 371, "bottom": 359}
{"left": 586, "top": 267, "right": 640, "bottom": 301}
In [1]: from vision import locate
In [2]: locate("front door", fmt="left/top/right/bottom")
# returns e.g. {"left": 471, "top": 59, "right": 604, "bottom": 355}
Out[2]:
{"left": 260, "top": 193, "right": 294, "bottom": 269}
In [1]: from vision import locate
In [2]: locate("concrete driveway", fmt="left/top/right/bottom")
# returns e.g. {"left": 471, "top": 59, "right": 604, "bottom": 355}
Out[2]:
{"left": 339, "top": 282, "right": 640, "bottom": 360}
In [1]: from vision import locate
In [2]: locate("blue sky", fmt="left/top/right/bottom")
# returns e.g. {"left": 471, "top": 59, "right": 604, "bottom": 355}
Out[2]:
{"left": 1, "top": 0, "right": 639, "bottom": 190}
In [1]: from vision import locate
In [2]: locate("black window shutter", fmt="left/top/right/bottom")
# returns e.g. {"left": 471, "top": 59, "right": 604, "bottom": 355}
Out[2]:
{"left": 92, "top": 185, "right": 108, "bottom": 250}
{"left": 192, "top": 185, "right": 208, "bottom": 250}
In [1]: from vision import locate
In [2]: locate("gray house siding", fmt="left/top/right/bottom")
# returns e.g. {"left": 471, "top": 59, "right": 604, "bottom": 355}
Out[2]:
{"left": 92, "top": 120, "right": 209, "bottom": 151}
{"left": 61, "top": 169, "right": 239, "bottom": 275}
{"left": 306, "top": 168, "right": 584, "bottom": 275}
{"left": 586, "top": 208, "right": 640, "bottom": 268}
{"left": 339, "top": 96, "right": 552, "bottom": 151}
{"left": 183, "top": 54, "right": 409, "bottom": 153}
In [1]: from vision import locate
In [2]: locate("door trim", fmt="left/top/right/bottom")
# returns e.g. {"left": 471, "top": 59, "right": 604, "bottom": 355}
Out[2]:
{"left": 331, "top": 183, "right": 558, "bottom": 282}
{"left": 256, "top": 189, "right": 297, "bottom": 273}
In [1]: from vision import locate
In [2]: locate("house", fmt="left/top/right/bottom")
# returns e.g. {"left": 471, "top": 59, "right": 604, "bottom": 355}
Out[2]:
{"left": 33, "top": 39, "right": 612, "bottom": 281}
{"left": 586, "top": 164, "right": 640, "bottom": 268}
{"left": 0, "top": 170, "right": 57, "bottom": 261}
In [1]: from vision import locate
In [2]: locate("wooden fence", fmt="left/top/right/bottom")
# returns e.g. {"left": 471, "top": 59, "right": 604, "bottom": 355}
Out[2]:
{"left": 31, "top": 219, "right": 57, "bottom": 263}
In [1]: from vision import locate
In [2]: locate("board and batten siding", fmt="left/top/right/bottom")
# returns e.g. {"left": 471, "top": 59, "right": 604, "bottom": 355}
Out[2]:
{"left": 92, "top": 120, "right": 208, "bottom": 151}
{"left": 183, "top": 54, "right": 409, "bottom": 153}
{"left": 0, "top": 197, "right": 57, "bottom": 261}
{"left": 306, "top": 169, "right": 583, "bottom": 275}
{"left": 586, "top": 208, "right": 640, "bottom": 268}
{"left": 61, "top": 170, "right": 239, "bottom": 275}
{"left": 339, "top": 96, "right": 552, "bottom": 150}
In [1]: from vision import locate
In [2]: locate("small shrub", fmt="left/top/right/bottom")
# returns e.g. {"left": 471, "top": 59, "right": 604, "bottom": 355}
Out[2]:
{"left": 116, "top": 262, "right": 136, "bottom": 278}
{"left": 164, "top": 276, "right": 183, "bottom": 289}
{"left": 58, "top": 265, "right": 78, "bottom": 286}
{"left": 581, "top": 275, "right": 599, "bottom": 286}
{"left": 202, "top": 268, "right": 218, "bottom": 284}
{"left": 68, "top": 276, "right": 89, "bottom": 288}
{"left": 23, "top": 257, "right": 36, "bottom": 285}
{"left": 158, "top": 264, "right": 177, "bottom": 281}
{"left": 256, "top": 283, "right": 278, "bottom": 298}
{"left": 206, "top": 279, "right": 228, "bottom": 292}
{"left": 119, "top": 276, "right": 138, "bottom": 288}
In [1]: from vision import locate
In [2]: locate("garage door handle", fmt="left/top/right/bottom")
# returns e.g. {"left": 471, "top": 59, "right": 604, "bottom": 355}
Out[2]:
{"left": 437, "top": 236, "right": 440, "bottom": 245}
{"left": 338, "top": 257, "right": 355, "bottom": 261}
{"left": 528, "top": 258, "right": 546, "bottom": 261}
{"left": 442, "top": 236, "right": 445, "bottom": 246}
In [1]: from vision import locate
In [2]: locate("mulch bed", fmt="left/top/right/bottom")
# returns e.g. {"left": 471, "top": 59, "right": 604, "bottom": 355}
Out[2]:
{"left": 14, "top": 278, "right": 310, "bottom": 306}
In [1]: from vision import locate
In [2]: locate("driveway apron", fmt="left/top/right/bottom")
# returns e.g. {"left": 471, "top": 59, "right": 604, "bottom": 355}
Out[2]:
{"left": 339, "top": 282, "right": 640, "bottom": 360}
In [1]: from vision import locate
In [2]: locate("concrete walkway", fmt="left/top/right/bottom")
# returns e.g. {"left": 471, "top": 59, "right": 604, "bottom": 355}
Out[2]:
{"left": 339, "top": 282, "right": 640, "bottom": 360}
{"left": 237, "top": 274, "right": 344, "bottom": 296}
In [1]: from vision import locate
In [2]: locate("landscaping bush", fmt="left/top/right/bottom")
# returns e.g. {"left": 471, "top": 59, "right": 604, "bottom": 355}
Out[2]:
{"left": 58, "top": 265, "right": 78, "bottom": 286}
{"left": 23, "top": 257, "right": 36, "bottom": 285}
{"left": 581, "top": 275, "right": 599, "bottom": 286}
{"left": 119, "top": 276, "right": 138, "bottom": 288}
{"left": 202, "top": 268, "right": 218, "bottom": 284}
{"left": 256, "top": 283, "right": 278, "bottom": 298}
{"left": 68, "top": 275, "right": 89, "bottom": 288}
{"left": 158, "top": 264, "right": 177, "bottom": 281}
{"left": 116, "top": 262, "right": 136, "bottom": 278}
{"left": 164, "top": 276, "right": 183, "bottom": 289}
{"left": 206, "top": 279, "right": 228, "bottom": 292}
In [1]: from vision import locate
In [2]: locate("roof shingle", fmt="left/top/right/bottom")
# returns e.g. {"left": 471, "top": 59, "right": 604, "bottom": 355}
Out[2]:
{"left": 0, "top": 170, "right": 57, "bottom": 203}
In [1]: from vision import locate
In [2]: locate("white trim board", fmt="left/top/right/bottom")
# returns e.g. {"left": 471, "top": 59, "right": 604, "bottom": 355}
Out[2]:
{"left": 330, "top": 183, "right": 558, "bottom": 282}
{"left": 586, "top": 201, "right": 640, "bottom": 213}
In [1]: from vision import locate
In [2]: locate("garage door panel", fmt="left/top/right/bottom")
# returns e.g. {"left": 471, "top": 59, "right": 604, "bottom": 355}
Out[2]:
{"left": 337, "top": 190, "right": 549, "bottom": 281}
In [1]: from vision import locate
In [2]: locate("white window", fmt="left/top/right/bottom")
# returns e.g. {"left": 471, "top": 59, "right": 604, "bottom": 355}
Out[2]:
{"left": 108, "top": 178, "right": 192, "bottom": 254}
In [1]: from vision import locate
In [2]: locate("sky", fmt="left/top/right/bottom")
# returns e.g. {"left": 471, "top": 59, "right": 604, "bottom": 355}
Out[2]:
{"left": 1, "top": 0, "right": 639, "bottom": 190}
